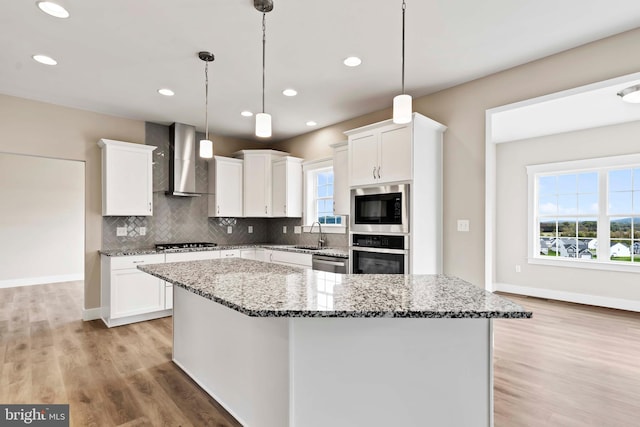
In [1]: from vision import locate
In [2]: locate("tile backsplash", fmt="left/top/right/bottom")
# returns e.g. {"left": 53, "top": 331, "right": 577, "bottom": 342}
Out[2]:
{"left": 101, "top": 122, "right": 348, "bottom": 250}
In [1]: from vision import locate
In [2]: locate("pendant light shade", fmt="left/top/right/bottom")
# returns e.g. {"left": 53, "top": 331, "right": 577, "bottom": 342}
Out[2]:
{"left": 393, "top": 94, "right": 412, "bottom": 124}
{"left": 198, "top": 51, "right": 215, "bottom": 159}
{"left": 255, "top": 112, "right": 272, "bottom": 138}
{"left": 393, "top": 0, "right": 412, "bottom": 124}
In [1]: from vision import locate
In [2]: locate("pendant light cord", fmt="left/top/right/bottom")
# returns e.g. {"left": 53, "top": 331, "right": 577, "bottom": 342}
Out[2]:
{"left": 204, "top": 60, "right": 209, "bottom": 140}
{"left": 401, "top": 0, "right": 406, "bottom": 95}
{"left": 262, "top": 11, "right": 266, "bottom": 113}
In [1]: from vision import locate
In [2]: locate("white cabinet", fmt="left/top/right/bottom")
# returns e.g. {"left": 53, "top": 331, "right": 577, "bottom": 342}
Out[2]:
{"left": 272, "top": 156, "right": 303, "bottom": 217}
{"left": 331, "top": 142, "right": 349, "bottom": 216}
{"left": 234, "top": 150, "right": 288, "bottom": 217}
{"left": 98, "top": 139, "right": 156, "bottom": 216}
{"left": 346, "top": 122, "right": 412, "bottom": 186}
{"left": 269, "top": 250, "right": 312, "bottom": 268}
{"left": 219, "top": 249, "right": 240, "bottom": 258}
{"left": 101, "top": 253, "right": 168, "bottom": 327}
{"left": 165, "top": 251, "right": 220, "bottom": 262}
{"left": 208, "top": 156, "right": 243, "bottom": 218}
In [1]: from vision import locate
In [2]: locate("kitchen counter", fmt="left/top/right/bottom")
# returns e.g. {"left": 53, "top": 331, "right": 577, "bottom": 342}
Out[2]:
{"left": 138, "top": 258, "right": 529, "bottom": 318}
{"left": 138, "top": 257, "right": 530, "bottom": 427}
{"left": 100, "top": 244, "right": 349, "bottom": 258}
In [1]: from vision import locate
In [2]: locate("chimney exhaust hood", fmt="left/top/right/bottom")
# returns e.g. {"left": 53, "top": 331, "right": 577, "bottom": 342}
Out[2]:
{"left": 167, "top": 122, "right": 201, "bottom": 197}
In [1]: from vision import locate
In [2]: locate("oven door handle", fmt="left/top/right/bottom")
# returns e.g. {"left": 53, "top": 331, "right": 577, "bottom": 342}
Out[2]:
{"left": 350, "top": 246, "right": 408, "bottom": 255}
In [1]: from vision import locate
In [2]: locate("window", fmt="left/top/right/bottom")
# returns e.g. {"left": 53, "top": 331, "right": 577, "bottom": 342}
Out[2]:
{"left": 303, "top": 159, "right": 345, "bottom": 232}
{"left": 528, "top": 154, "right": 640, "bottom": 270}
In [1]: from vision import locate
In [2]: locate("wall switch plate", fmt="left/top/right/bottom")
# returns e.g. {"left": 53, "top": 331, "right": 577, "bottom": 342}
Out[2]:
{"left": 248, "top": 225, "right": 253, "bottom": 234}
{"left": 515, "top": 265, "right": 521, "bottom": 273}
{"left": 457, "top": 219, "right": 470, "bottom": 232}
{"left": 282, "top": 226, "right": 287, "bottom": 234}
{"left": 116, "top": 227, "right": 127, "bottom": 237}
{"left": 294, "top": 226, "right": 302, "bottom": 234}
{"left": 139, "top": 227, "right": 146, "bottom": 236}
{"left": 227, "top": 226, "right": 232, "bottom": 234}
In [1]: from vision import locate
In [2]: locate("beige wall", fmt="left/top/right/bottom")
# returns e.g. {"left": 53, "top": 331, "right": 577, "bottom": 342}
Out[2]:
{"left": 496, "top": 121, "right": 640, "bottom": 300}
{"left": 274, "top": 27, "right": 640, "bottom": 287}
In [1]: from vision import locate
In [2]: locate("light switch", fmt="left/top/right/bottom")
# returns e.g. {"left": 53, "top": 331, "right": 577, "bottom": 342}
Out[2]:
{"left": 248, "top": 225, "right": 253, "bottom": 234}
{"left": 294, "top": 226, "right": 302, "bottom": 234}
{"left": 116, "top": 227, "right": 127, "bottom": 237}
{"left": 282, "top": 226, "right": 287, "bottom": 234}
{"left": 227, "top": 226, "right": 232, "bottom": 234}
{"left": 457, "top": 220, "right": 470, "bottom": 232}
{"left": 139, "top": 227, "right": 146, "bottom": 236}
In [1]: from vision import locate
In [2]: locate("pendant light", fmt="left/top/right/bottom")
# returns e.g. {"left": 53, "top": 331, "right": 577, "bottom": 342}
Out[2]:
{"left": 255, "top": 0, "right": 273, "bottom": 138}
{"left": 393, "top": 0, "right": 412, "bottom": 124}
{"left": 199, "top": 51, "right": 215, "bottom": 158}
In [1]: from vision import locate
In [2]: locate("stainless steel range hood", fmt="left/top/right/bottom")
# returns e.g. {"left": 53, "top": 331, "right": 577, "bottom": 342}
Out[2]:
{"left": 167, "top": 123, "right": 200, "bottom": 197}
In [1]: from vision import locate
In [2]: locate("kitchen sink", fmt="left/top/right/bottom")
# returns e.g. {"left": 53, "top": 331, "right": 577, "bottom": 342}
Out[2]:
{"left": 293, "top": 245, "right": 322, "bottom": 251}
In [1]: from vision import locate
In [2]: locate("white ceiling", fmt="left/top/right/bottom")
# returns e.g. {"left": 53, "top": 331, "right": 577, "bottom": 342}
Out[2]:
{"left": 2, "top": 0, "right": 640, "bottom": 142}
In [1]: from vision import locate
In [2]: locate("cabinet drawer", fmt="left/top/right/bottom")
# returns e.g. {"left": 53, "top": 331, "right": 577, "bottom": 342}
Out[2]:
{"left": 165, "top": 251, "right": 220, "bottom": 263}
{"left": 110, "top": 253, "right": 165, "bottom": 270}
{"left": 270, "top": 250, "right": 312, "bottom": 267}
{"left": 220, "top": 249, "right": 241, "bottom": 258}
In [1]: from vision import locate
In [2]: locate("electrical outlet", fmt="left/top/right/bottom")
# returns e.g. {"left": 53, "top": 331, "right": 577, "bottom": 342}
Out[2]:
{"left": 457, "top": 219, "right": 470, "bottom": 232}
{"left": 116, "top": 227, "right": 127, "bottom": 237}
{"left": 139, "top": 227, "right": 146, "bottom": 236}
{"left": 282, "top": 226, "right": 287, "bottom": 234}
{"left": 227, "top": 226, "right": 232, "bottom": 234}
{"left": 248, "top": 225, "right": 253, "bottom": 234}
{"left": 515, "top": 265, "right": 521, "bottom": 273}
{"left": 294, "top": 226, "right": 301, "bottom": 234}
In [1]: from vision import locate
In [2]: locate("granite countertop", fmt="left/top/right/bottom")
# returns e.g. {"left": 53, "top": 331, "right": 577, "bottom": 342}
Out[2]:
{"left": 138, "top": 258, "right": 531, "bottom": 319}
{"left": 100, "top": 244, "right": 349, "bottom": 258}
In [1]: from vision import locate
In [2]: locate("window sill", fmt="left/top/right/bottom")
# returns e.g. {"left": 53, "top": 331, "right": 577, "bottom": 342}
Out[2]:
{"left": 302, "top": 225, "right": 347, "bottom": 234}
{"left": 528, "top": 257, "right": 640, "bottom": 273}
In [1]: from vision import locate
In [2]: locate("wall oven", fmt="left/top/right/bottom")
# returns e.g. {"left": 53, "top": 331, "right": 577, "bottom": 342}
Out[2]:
{"left": 350, "top": 234, "right": 409, "bottom": 274}
{"left": 350, "top": 184, "right": 409, "bottom": 234}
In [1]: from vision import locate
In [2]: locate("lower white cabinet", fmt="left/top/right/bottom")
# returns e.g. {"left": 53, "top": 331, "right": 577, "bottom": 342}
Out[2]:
{"left": 269, "top": 250, "right": 312, "bottom": 268}
{"left": 101, "top": 253, "right": 169, "bottom": 328}
{"left": 220, "top": 249, "right": 240, "bottom": 258}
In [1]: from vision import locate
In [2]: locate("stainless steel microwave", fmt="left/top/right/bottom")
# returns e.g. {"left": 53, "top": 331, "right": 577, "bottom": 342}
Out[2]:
{"left": 350, "top": 184, "right": 409, "bottom": 233}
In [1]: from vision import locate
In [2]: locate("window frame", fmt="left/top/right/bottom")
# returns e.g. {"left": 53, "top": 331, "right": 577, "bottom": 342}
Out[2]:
{"left": 302, "top": 158, "right": 346, "bottom": 234}
{"left": 527, "top": 153, "right": 640, "bottom": 272}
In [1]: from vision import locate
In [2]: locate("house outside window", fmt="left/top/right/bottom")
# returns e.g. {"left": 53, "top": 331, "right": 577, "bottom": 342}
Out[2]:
{"left": 528, "top": 154, "right": 640, "bottom": 271}
{"left": 303, "top": 159, "right": 345, "bottom": 233}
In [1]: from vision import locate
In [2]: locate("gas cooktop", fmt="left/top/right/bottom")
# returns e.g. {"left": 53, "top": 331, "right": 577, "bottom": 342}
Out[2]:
{"left": 155, "top": 242, "right": 217, "bottom": 251}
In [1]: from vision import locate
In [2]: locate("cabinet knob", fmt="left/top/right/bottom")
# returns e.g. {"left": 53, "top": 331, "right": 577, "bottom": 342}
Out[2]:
{"left": 217, "top": 205, "right": 220, "bottom": 215}
{"left": 265, "top": 205, "right": 268, "bottom": 214}
{"left": 149, "top": 202, "right": 152, "bottom": 212}
{"left": 372, "top": 166, "right": 376, "bottom": 179}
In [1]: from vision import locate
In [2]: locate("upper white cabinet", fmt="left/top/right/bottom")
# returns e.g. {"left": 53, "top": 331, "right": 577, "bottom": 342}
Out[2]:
{"left": 272, "top": 156, "right": 303, "bottom": 218}
{"left": 208, "top": 156, "right": 243, "bottom": 218}
{"left": 98, "top": 139, "right": 156, "bottom": 216}
{"left": 234, "top": 150, "right": 288, "bottom": 217}
{"left": 346, "top": 122, "right": 412, "bottom": 186}
{"left": 331, "top": 142, "right": 349, "bottom": 216}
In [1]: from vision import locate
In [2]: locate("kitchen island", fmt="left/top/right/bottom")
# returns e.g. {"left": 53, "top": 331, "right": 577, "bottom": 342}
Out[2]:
{"left": 139, "top": 258, "right": 530, "bottom": 427}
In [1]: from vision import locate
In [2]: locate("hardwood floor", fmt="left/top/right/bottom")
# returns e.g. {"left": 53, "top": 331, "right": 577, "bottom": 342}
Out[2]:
{"left": 0, "top": 281, "right": 241, "bottom": 427}
{"left": 494, "top": 293, "right": 640, "bottom": 427}
{"left": 2, "top": 283, "right": 639, "bottom": 426}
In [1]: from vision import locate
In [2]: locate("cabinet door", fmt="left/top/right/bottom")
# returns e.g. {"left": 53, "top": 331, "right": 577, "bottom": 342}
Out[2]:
{"left": 213, "top": 158, "right": 243, "bottom": 217}
{"left": 332, "top": 145, "right": 349, "bottom": 215}
{"left": 378, "top": 125, "right": 412, "bottom": 184}
{"left": 349, "top": 132, "right": 379, "bottom": 187}
{"left": 111, "top": 269, "right": 165, "bottom": 319}
{"left": 272, "top": 160, "right": 287, "bottom": 217}
{"left": 244, "top": 155, "right": 270, "bottom": 217}
{"left": 270, "top": 251, "right": 312, "bottom": 268}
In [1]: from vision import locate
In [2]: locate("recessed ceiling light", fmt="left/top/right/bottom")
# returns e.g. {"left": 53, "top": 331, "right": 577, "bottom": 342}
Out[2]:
{"left": 617, "top": 85, "right": 640, "bottom": 103}
{"left": 241, "top": 111, "right": 254, "bottom": 117}
{"left": 343, "top": 56, "right": 362, "bottom": 67}
{"left": 306, "top": 121, "right": 317, "bottom": 127}
{"left": 158, "top": 88, "right": 174, "bottom": 97}
{"left": 282, "top": 89, "right": 297, "bottom": 97}
{"left": 37, "top": 1, "right": 70, "bottom": 18}
{"left": 32, "top": 54, "right": 57, "bottom": 65}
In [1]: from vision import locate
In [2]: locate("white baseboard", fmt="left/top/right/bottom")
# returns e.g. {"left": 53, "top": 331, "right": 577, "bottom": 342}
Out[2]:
{"left": 82, "top": 307, "right": 102, "bottom": 321}
{"left": 494, "top": 282, "right": 640, "bottom": 312}
{"left": 0, "top": 273, "right": 83, "bottom": 289}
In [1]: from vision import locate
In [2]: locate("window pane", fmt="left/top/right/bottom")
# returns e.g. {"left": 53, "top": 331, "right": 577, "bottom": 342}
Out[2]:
{"left": 634, "top": 240, "right": 640, "bottom": 258}
{"left": 578, "top": 172, "right": 598, "bottom": 193}
{"left": 318, "top": 172, "right": 328, "bottom": 186}
{"left": 558, "top": 174, "right": 577, "bottom": 194}
{"left": 578, "top": 193, "right": 598, "bottom": 215}
{"left": 538, "top": 176, "right": 556, "bottom": 195}
{"left": 327, "top": 183, "right": 334, "bottom": 197}
{"left": 325, "top": 216, "right": 336, "bottom": 224}
{"left": 328, "top": 173, "right": 334, "bottom": 184}
{"left": 635, "top": 218, "right": 640, "bottom": 239}
{"left": 635, "top": 168, "right": 640, "bottom": 190}
{"left": 539, "top": 195, "right": 557, "bottom": 215}
{"left": 609, "top": 169, "right": 632, "bottom": 192}
{"left": 610, "top": 240, "right": 631, "bottom": 261}
{"left": 318, "top": 185, "right": 329, "bottom": 198}
{"left": 557, "top": 237, "right": 577, "bottom": 258}
{"left": 634, "top": 191, "right": 640, "bottom": 214}
{"left": 539, "top": 220, "right": 556, "bottom": 238}
{"left": 577, "top": 218, "right": 597, "bottom": 238}
{"left": 557, "top": 195, "right": 577, "bottom": 215}
{"left": 336, "top": 216, "right": 342, "bottom": 225}
{"left": 539, "top": 236, "right": 554, "bottom": 256}
{"left": 579, "top": 238, "right": 597, "bottom": 259}
{"left": 610, "top": 218, "right": 631, "bottom": 239}
{"left": 558, "top": 219, "right": 576, "bottom": 238}
{"left": 609, "top": 191, "right": 633, "bottom": 215}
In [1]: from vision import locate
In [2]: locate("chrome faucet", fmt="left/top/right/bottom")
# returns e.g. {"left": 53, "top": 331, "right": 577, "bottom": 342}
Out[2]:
{"left": 310, "top": 221, "right": 326, "bottom": 248}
